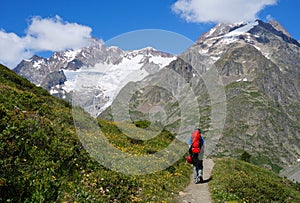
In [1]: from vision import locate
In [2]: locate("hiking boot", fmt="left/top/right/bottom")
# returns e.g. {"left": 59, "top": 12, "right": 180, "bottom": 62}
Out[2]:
{"left": 194, "top": 175, "right": 203, "bottom": 184}
{"left": 199, "top": 176, "right": 204, "bottom": 183}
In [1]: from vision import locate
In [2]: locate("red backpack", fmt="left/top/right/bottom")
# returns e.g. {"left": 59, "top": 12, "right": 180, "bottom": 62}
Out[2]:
{"left": 190, "top": 129, "right": 202, "bottom": 153}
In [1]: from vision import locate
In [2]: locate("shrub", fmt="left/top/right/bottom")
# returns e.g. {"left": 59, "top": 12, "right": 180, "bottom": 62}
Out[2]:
{"left": 209, "top": 158, "right": 300, "bottom": 202}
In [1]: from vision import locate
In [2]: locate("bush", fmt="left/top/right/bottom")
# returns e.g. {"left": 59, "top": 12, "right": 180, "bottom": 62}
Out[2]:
{"left": 209, "top": 158, "right": 300, "bottom": 202}
{"left": 239, "top": 151, "right": 251, "bottom": 163}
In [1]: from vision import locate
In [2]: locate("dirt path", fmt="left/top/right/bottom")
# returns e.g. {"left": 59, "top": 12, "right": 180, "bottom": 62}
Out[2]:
{"left": 177, "top": 159, "right": 215, "bottom": 203}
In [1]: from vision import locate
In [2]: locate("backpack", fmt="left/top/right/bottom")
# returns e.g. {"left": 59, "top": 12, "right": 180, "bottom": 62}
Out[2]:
{"left": 189, "top": 129, "right": 203, "bottom": 154}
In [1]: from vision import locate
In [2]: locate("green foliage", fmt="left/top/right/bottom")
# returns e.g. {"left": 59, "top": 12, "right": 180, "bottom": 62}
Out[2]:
{"left": 221, "top": 76, "right": 299, "bottom": 173}
{"left": 239, "top": 151, "right": 251, "bottom": 163}
{"left": 209, "top": 158, "right": 300, "bottom": 202}
{"left": 0, "top": 64, "right": 50, "bottom": 97}
{"left": 134, "top": 120, "right": 151, "bottom": 129}
{"left": 0, "top": 65, "right": 191, "bottom": 202}
{"left": 98, "top": 119, "right": 177, "bottom": 155}
{"left": 251, "top": 153, "right": 282, "bottom": 174}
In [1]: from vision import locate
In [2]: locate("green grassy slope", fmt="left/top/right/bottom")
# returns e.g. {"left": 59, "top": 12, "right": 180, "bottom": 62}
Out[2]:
{"left": 0, "top": 64, "right": 191, "bottom": 202}
{"left": 2, "top": 64, "right": 299, "bottom": 202}
{"left": 209, "top": 158, "right": 300, "bottom": 202}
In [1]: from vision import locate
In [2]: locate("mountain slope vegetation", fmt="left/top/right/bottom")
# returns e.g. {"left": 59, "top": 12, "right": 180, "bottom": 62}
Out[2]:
{"left": 209, "top": 158, "right": 300, "bottom": 202}
{"left": 0, "top": 64, "right": 191, "bottom": 202}
{"left": 213, "top": 44, "right": 300, "bottom": 171}
{"left": 1, "top": 64, "right": 299, "bottom": 202}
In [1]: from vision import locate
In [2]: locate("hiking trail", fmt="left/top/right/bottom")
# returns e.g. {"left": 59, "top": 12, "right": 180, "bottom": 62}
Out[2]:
{"left": 177, "top": 159, "right": 215, "bottom": 203}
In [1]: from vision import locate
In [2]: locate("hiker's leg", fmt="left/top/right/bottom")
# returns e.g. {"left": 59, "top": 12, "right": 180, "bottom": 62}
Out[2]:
{"left": 199, "top": 159, "right": 203, "bottom": 170}
{"left": 194, "top": 158, "right": 203, "bottom": 183}
{"left": 197, "top": 152, "right": 203, "bottom": 172}
{"left": 198, "top": 160, "right": 203, "bottom": 177}
{"left": 193, "top": 165, "right": 198, "bottom": 183}
{"left": 192, "top": 154, "right": 200, "bottom": 183}
{"left": 193, "top": 159, "right": 202, "bottom": 183}
{"left": 192, "top": 154, "right": 199, "bottom": 178}
{"left": 193, "top": 165, "right": 197, "bottom": 178}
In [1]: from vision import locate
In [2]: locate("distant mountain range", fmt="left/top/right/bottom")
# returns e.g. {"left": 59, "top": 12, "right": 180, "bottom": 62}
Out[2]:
{"left": 14, "top": 40, "right": 175, "bottom": 117}
{"left": 13, "top": 19, "right": 300, "bottom": 182}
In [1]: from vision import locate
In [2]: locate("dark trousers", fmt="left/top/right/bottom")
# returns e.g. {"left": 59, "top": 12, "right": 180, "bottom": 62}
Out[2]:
{"left": 192, "top": 153, "right": 203, "bottom": 179}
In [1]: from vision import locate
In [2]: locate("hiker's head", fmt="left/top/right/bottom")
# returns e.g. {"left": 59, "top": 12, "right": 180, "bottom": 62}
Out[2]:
{"left": 196, "top": 128, "right": 202, "bottom": 134}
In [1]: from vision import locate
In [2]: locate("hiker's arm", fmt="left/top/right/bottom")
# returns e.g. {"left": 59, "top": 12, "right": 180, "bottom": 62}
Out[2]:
{"left": 187, "top": 137, "right": 192, "bottom": 146}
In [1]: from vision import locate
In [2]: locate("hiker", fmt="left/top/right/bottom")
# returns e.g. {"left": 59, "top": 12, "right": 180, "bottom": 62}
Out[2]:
{"left": 188, "top": 128, "right": 205, "bottom": 184}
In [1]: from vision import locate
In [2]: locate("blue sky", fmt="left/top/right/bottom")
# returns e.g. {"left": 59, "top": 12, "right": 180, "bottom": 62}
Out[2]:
{"left": 1, "top": 0, "right": 300, "bottom": 68}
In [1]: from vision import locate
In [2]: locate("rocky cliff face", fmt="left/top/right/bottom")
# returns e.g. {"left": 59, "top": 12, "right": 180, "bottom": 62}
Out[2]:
{"left": 193, "top": 20, "right": 299, "bottom": 170}
{"left": 105, "top": 20, "right": 300, "bottom": 171}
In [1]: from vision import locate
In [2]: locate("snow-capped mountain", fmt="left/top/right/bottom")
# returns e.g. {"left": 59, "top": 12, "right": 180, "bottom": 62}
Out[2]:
{"left": 65, "top": 47, "right": 175, "bottom": 117}
{"left": 180, "top": 20, "right": 300, "bottom": 108}
{"left": 194, "top": 20, "right": 300, "bottom": 65}
{"left": 103, "top": 19, "right": 299, "bottom": 175}
{"left": 14, "top": 39, "right": 176, "bottom": 117}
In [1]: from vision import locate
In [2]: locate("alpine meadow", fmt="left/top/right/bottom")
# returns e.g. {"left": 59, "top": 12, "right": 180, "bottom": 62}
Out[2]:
{"left": 1, "top": 12, "right": 300, "bottom": 203}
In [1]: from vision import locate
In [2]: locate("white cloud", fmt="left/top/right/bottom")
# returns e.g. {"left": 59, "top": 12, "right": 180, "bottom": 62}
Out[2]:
{"left": 0, "top": 31, "right": 33, "bottom": 68}
{"left": 172, "top": 0, "right": 277, "bottom": 24}
{"left": 26, "top": 16, "right": 92, "bottom": 51}
{"left": 0, "top": 16, "right": 92, "bottom": 68}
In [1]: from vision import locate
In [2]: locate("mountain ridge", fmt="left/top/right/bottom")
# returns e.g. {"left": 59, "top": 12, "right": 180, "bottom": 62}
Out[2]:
{"left": 102, "top": 19, "right": 300, "bottom": 176}
{"left": 13, "top": 20, "right": 300, "bottom": 178}
{"left": 14, "top": 41, "right": 175, "bottom": 116}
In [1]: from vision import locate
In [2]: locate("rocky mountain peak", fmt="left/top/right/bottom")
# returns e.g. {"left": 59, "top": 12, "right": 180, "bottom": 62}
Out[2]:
{"left": 197, "top": 23, "right": 236, "bottom": 42}
{"left": 192, "top": 19, "right": 300, "bottom": 68}
{"left": 123, "top": 47, "right": 173, "bottom": 60}
{"left": 268, "top": 20, "right": 291, "bottom": 37}
{"left": 128, "top": 19, "right": 300, "bottom": 172}
{"left": 197, "top": 19, "right": 299, "bottom": 47}
{"left": 13, "top": 41, "right": 176, "bottom": 117}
